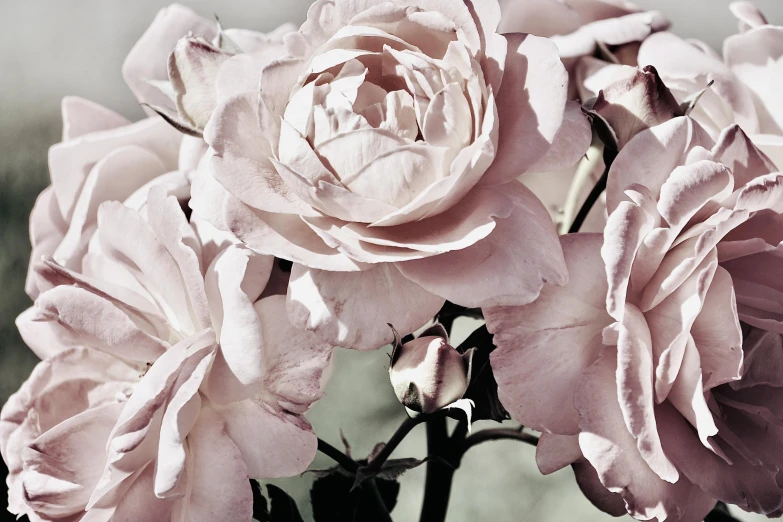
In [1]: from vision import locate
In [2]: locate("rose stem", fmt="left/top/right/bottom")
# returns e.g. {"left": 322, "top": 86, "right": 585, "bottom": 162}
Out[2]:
{"left": 568, "top": 147, "right": 618, "bottom": 234}
{"left": 365, "top": 415, "right": 425, "bottom": 472}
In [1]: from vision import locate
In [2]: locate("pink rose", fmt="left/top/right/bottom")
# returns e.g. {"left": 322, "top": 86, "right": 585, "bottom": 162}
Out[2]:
{"left": 7, "top": 189, "right": 332, "bottom": 520}
{"left": 25, "top": 96, "right": 186, "bottom": 299}
{"left": 191, "top": 0, "right": 591, "bottom": 351}
{"left": 486, "top": 118, "right": 783, "bottom": 520}
{"left": 637, "top": 2, "right": 783, "bottom": 168}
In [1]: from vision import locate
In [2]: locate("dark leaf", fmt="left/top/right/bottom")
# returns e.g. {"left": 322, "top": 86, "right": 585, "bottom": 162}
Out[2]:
{"left": 311, "top": 469, "right": 399, "bottom": 522}
{"left": 250, "top": 480, "right": 269, "bottom": 522}
{"left": 704, "top": 502, "right": 742, "bottom": 522}
{"left": 456, "top": 325, "right": 510, "bottom": 423}
{"left": 268, "top": 484, "right": 304, "bottom": 522}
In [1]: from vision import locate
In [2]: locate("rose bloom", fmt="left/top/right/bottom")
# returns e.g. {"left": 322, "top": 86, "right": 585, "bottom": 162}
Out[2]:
{"left": 497, "top": 0, "right": 669, "bottom": 232}
{"left": 189, "top": 0, "right": 589, "bottom": 351}
{"left": 3, "top": 189, "right": 332, "bottom": 520}
{"left": 637, "top": 1, "right": 783, "bottom": 168}
{"left": 486, "top": 117, "right": 783, "bottom": 520}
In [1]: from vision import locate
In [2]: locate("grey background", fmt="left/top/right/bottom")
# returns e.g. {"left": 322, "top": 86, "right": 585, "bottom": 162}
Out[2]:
{"left": 1, "top": 1, "right": 781, "bottom": 520}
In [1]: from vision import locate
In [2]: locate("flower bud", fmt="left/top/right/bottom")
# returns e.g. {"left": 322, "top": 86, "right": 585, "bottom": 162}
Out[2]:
{"left": 389, "top": 335, "right": 468, "bottom": 414}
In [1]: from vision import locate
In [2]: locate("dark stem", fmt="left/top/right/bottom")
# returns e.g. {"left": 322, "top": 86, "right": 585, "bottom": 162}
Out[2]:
{"left": 419, "top": 415, "right": 456, "bottom": 522}
{"left": 461, "top": 428, "right": 539, "bottom": 456}
{"left": 365, "top": 478, "right": 394, "bottom": 522}
{"left": 366, "top": 415, "right": 424, "bottom": 471}
{"left": 317, "top": 438, "right": 358, "bottom": 473}
{"left": 568, "top": 163, "right": 608, "bottom": 233}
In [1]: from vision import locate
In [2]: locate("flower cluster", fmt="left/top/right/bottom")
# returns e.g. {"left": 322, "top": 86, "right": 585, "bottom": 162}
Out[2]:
{"left": 2, "top": 0, "right": 782, "bottom": 521}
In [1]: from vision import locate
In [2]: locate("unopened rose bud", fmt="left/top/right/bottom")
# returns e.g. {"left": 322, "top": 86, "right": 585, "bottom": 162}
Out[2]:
{"left": 591, "top": 65, "right": 682, "bottom": 150}
{"left": 389, "top": 335, "right": 468, "bottom": 414}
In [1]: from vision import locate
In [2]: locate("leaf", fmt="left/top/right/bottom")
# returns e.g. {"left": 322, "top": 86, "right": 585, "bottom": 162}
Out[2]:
{"left": 456, "top": 325, "right": 510, "bottom": 423}
{"left": 680, "top": 80, "right": 715, "bottom": 116}
{"left": 311, "top": 469, "right": 399, "bottom": 522}
{"left": 250, "top": 480, "right": 270, "bottom": 521}
{"left": 267, "top": 484, "right": 305, "bottom": 522}
{"left": 704, "top": 502, "right": 742, "bottom": 522}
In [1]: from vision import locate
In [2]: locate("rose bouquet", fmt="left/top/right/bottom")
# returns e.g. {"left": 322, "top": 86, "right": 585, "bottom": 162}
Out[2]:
{"left": 2, "top": 0, "right": 782, "bottom": 521}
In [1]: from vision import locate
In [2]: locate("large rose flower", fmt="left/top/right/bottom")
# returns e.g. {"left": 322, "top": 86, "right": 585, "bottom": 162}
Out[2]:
{"left": 637, "top": 2, "right": 783, "bottom": 168}
{"left": 486, "top": 118, "right": 783, "bottom": 520}
{"left": 6, "top": 189, "right": 332, "bottom": 520}
{"left": 191, "top": 0, "right": 590, "bottom": 351}
{"left": 26, "top": 96, "right": 186, "bottom": 299}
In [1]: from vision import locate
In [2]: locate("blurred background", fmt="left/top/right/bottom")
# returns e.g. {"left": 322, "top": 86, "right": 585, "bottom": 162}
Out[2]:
{"left": 1, "top": 0, "right": 781, "bottom": 520}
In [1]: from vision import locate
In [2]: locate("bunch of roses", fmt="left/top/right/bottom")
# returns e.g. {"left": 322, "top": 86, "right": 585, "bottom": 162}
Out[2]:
{"left": 1, "top": 0, "right": 782, "bottom": 521}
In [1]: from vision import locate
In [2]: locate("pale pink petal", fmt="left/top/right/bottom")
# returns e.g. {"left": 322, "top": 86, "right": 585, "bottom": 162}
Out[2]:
{"left": 526, "top": 101, "right": 592, "bottom": 173}
{"left": 61, "top": 97, "right": 130, "bottom": 142}
{"left": 724, "top": 25, "right": 783, "bottom": 134}
{"left": 215, "top": 399, "right": 317, "bottom": 478}
{"left": 730, "top": 1, "right": 769, "bottom": 31}
{"left": 287, "top": 263, "right": 443, "bottom": 351}
{"left": 89, "top": 331, "right": 216, "bottom": 508}
{"left": 571, "top": 460, "right": 628, "bottom": 518}
{"left": 481, "top": 34, "right": 568, "bottom": 184}
{"left": 575, "top": 349, "right": 713, "bottom": 522}
{"left": 204, "top": 92, "right": 320, "bottom": 217}
{"left": 314, "top": 183, "right": 517, "bottom": 258}
{"left": 535, "top": 433, "right": 582, "bottom": 475}
{"left": 49, "top": 118, "right": 181, "bottom": 223}
{"left": 153, "top": 349, "right": 212, "bottom": 499}
{"left": 220, "top": 195, "right": 366, "bottom": 271}
{"left": 255, "top": 295, "right": 333, "bottom": 413}
{"left": 169, "top": 37, "right": 232, "bottom": 129}
{"left": 602, "top": 196, "right": 658, "bottom": 321}
{"left": 497, "top": 0, "right": 581, "bottom": 37}
{"left": 691, "top": 266, "right": 744, "bottom": 390}
{"left": 26, "top": 187, "right": 67, "bottom": 298}
{"left": 646, "top": 250, "right": 718, "bottom": 401}
{"left": 614, "top": 304, "right": 679, "bottom": 482}
{"left": 397, "top": 181, "right": 567, "bottom": 307}
{"left": 605, "top": 116, "right": 714, "bottom": 213}
{"left": 108, "top": 462, "right": 172, "bottom": 522}
{"left": 97, "top": 201, "right": 201, "bottom": 334}
{"left": 204, "top": 246, "right": 273, "bottom": 404}
{"left": 182, "top": 408, "right": 252, "bottom": 522}
{"left": 20, "top": 285, "right": 169, "bottom": 362}
{"left": 122, "top": 4, "right": 215, "bottom": 110}
{"left": 22, "top": 403, "right": 123, "bottom": 518}
{"left": 146, "top": 188, "right": 212, "bottom": 330}
{"left": 709, "top": 125, "right": 778, "bottom": 188}
{"left": 53, "top": 145, "right": 168, "bottom": 274}
{"left": 487, "top": 234, "right": 611, "bottom": 434}
{"left": 667, "top": 336, "right": 719, "bottom": 449}
{"left": 658, "top": 402, "right": 783, "bottom": 515}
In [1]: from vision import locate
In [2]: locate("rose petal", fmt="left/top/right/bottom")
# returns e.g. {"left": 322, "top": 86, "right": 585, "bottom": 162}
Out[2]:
{"left": 397, "top": 181, "right": 567, "bottom": 308}
{"left": 481, "top": 34, "right": 568, "bottom": 184}
{"left": 287, "top": 263, "right": 443, "bottom": 351}
{"left": 487, "top": 234, "right": 610, "bottom": 434}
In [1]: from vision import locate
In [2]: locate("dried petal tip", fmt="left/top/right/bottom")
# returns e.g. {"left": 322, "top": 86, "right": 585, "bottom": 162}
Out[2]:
{"left": 389, "top": 335, "right": 468, "bottom": 414}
